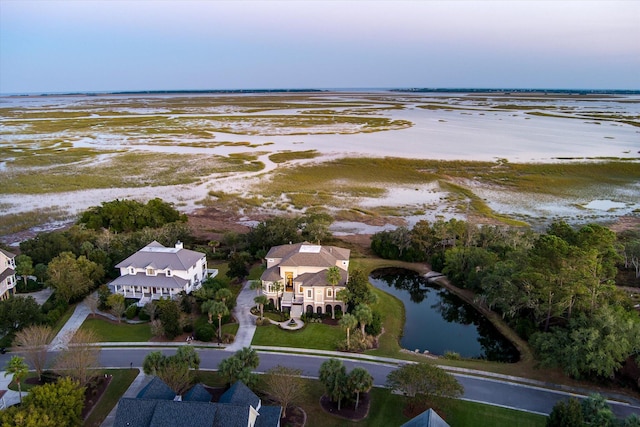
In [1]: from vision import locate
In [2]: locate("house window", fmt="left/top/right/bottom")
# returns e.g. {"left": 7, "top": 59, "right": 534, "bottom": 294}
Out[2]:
{"left": 307, "top": 289, "right": 312, "bottom": 298}
{"left": 166, "top": 270, "right": 172, "bottom": 277}
{"left": 146, "top": 268, "right": 155, "bottom": 276}
{"left": 129, "top": 267, "right": 135, "bottom": 275}
{"left": 327, "top": 289, "right": 333, "bottom": 297}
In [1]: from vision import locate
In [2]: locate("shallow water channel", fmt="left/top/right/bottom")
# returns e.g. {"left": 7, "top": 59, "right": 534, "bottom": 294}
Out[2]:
{"left": 369, "top": 267, "right": 519, "bottom": 362}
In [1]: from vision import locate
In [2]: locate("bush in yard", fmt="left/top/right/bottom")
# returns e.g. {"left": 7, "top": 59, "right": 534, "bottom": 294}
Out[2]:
{"left": 364, "top": 311, "right": 382, "bottom": 336}
{"left": 138, "top": 310, "right": 150, "bottom": 321}
{"left": 195, "top": 324, "right": 215, "bottom": 342}
{"left": 125, "top": 303, "right": 138, "bottom": 320}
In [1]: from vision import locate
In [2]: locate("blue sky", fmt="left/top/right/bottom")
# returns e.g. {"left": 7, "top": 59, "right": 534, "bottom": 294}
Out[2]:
{"left": 1, "top": 0, "right": 639, "bottom": 94}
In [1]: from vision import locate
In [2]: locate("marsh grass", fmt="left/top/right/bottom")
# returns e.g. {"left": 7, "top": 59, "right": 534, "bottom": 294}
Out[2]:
{"left": 268, "top": 150, "right": 320, "bottom": 163}
{"left": 1, "top": 152, "right": 263, "bottom": 194}
{"left": 0, "top": 207, "right": 71, "bottom": 236}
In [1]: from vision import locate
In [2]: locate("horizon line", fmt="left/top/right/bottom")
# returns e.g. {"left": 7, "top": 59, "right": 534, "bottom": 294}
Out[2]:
{"left": 2, "top": 87, "right": 640, "bottom": 97}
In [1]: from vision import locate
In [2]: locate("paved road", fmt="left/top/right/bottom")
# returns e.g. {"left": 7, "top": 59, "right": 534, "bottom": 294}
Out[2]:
{"left": 3, "top": 287, "right": 639, "bottom": 420}
{"left": 93, "top": 347, "right": 640, "bottom": 419}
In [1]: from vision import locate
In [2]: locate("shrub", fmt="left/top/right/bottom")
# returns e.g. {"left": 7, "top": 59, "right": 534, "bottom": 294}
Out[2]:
{"left": 138, "top": 310, "right": 150, "bottom": 321}
{"left": 444, "top": 351, "right": 461, "bottom": 360}
{"left": 183, "top": 323, "right": 194, "bottom": 333}
{"left": 222, "top": 333, "right": 235, "bottom": 344}
{"left": 16, "top": 279, "right": 43, "bottom": 293}
{"left": 365, "top": 311, "right": 382, "bottom": 336}
{"left": 125, "top": 303, "right": 138, "bottom": 320}
{"left": 195, "top": 324, "right": 215, "bottom": 342}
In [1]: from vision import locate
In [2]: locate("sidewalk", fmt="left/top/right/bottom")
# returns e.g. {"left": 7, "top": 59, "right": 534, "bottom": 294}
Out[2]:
{"left": 49, "top": 298, "right": 91, "bottom": 351}
{"left": 0, "top": 370, "right": 26, "bottom": 409}
{"left": 100, "top": 370, "right": 151, "bottom": 427}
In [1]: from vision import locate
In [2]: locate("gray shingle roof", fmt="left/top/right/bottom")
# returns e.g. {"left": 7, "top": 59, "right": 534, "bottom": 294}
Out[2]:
{"left": 115, "top": 241, "right": 204, "bottom": 271}
{"left": 255, "top": 405, "right": 283, "bottom": 427}
{"left": 114, "top": 378, "right": 281, "bottom": 427}
{"left": 295, "top": 269, "right": 348, "bottom": 287}
{"left": 401, "top": 408, "right": 450, "bottom": 427}
{"left": 113, "top": 398, "right": 158, "bottom": 427}
{"left": 183, "top": 383, "right": 212, "bottom": 402}
{"left": 265, "top": 242, "right": 349, "bottom": 263}
{"left": 0, "top": 248, "right": 16, "bottom": 258}
{"left": 261, "top": 265, "right": 282, "bottom": 282}
{"left": 212, "top": 404, "right": 251, "bottom": 427}
{"left": 219, "top": 381, "right": 260, "bottom": 408}
{"left": 150, "top": 401, "right": 219, "bottom": 427}
{"left": 137, "top": 376, "right": 176, "bottom": 400}
{"left": 0, "top": 267, "right": 15, "bottom": 283}
{"left": 110, "top": 272, "right": 189, "bottom": 289}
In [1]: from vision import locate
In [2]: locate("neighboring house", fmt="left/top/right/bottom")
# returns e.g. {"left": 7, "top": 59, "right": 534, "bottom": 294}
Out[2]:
{"left": 0, "top": 248, "right": 16, "bottom": 301}
{"left": 113, "top": 377, "right": 281, "bottom": 427}
{"left": 110, "top": 241, "right": 216, "bottom": 306}
{"left": 260, "top": 242, "right": 350, "bottom": 317}
{"left": 400, "top": 408, "right": 450, "bottom": 427}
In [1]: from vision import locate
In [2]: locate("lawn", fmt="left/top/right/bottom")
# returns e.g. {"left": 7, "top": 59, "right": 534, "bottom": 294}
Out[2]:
{"left": 80, "top": 317, "right": 152, "bottom": 342}
{"left": 192, "top": 371, "right": 546, "bottom": 427}
{"left": 447, "top": 399, "right": 546, "bottom": 427}
{"left": 251, "top": 323, "right": 344, "bottom": 351}
{"left": 84, "top": 368, "right": 140, "bottom": 427}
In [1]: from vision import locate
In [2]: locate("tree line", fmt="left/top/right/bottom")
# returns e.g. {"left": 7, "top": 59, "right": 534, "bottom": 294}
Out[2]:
{"left": 371, "top": 219, "right": 640, "bottom": 383}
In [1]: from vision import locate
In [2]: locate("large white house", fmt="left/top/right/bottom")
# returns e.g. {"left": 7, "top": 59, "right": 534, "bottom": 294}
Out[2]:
{"left": 260, "top": 242, "right": 350, "bottom": 317}
{"left": 0, "top": 248, "right": 16, "bottom": 301}
{"left": 110, "top": 241, "right": 215, "bottom": 306}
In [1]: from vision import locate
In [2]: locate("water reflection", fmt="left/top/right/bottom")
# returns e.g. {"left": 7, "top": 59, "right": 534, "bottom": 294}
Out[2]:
{"left": 370, "top": 267, "right": 519, "bottom": 362}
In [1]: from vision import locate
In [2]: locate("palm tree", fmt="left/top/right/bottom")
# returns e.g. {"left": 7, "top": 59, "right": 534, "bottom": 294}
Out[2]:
{"left": 210, "top": 301, "right": 229, "bottom": 342}
{"left": 215, "top": 288, "right": 233, "bottom": 308}
{"left": 201, "top": 300, "right": 216, "bottom": 324}
{"left": 272, "top": 282, "right": 284, "bottom": 312}
{"left": 254, "top": 295, "right": 269, "bottom": 319}
{"left": 339, "top": 313, "right": 358, "bottom": 350}
{"left": 354, "top": 304, "right": 373, "bottom": 342}
{"left": 326, "top": 266, "right": 341, "bottom": 319}
{"left": 347, "top": 367, "right": 373, "bottom": 410}
{"left": 4, "top": 356, "right": 29, "bottom": 403}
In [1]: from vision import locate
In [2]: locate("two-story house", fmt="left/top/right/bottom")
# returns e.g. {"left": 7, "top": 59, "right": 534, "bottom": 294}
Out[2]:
{"left": 260, "top": 242, "right": 350, "bottom": 317}
{"left": 0, "top": 248, "right": 17, "bottom": 301}
{"left": 110, "top": 241, "right": 215, "bottom": 306}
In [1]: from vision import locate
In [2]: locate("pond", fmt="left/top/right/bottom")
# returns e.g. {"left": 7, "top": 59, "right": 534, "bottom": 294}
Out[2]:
{"left": 370, "top": 267, "right": 519, "bottom": 362}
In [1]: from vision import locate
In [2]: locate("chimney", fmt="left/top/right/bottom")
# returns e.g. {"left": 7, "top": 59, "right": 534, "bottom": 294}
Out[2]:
{"left": 175, "top": 241, "right": 184, "bottom": 250}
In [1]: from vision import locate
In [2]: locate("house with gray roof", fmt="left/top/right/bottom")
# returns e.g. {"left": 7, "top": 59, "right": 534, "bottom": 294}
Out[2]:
{"left": 260, "top": 242, "right": 350, "bottom": 318}
{"left": 0, "top": 248, "right": 16, "bottom": 301}
{"left": 113, "top": 378, "right": 281, "bottom": 427}
{"left": 110, "top": 241, "right": 216, "bottom": 306}
{"left": 401, "top": 408, "right": 450, "bottom": 427}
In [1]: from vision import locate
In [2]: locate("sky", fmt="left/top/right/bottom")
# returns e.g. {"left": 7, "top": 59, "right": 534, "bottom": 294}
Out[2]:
{"left": 1, "top": 0, "right": 639, "bottom": 94}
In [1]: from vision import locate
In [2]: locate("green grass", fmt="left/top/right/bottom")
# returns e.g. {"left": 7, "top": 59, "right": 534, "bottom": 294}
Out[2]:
{"left": 84, "top": 368, "right": 140, "bottom": 427}
{"left": 251, "top": 323, "right": 344, "bottom": 350}
{"left": 447, "top": 399, "right": 546, "bottom": 427}
{"left": 80, "top": 317, "right": 152, "bottom": 342}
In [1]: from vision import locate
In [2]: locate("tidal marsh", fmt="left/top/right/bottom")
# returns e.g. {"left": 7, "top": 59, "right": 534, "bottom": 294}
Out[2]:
{"left": 1, "top": 92, "right": 639, "bottom": 239}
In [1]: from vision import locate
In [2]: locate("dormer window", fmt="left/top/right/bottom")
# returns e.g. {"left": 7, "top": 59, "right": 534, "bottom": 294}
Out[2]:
{"left": 166, "top": 270, "right": 172, "bottom": 277}
{"left": 146, "top": 267, "right": 155, "bottom": 276}
{"left": 129, "top": 267, "right": 135, "bottom": 275}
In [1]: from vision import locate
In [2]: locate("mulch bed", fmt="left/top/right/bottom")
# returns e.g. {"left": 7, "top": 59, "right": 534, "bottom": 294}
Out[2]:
{"left": 320, "top": 392, "right": 370, "bottom": 422}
